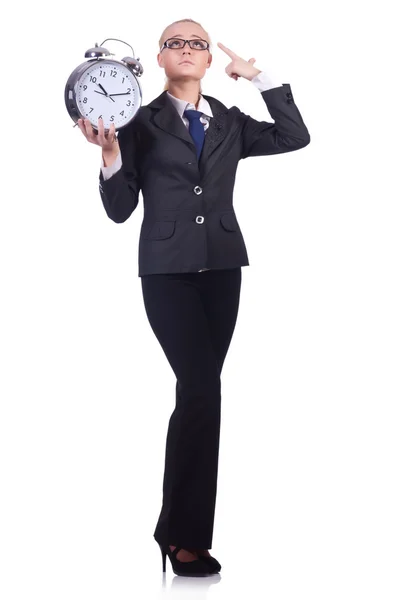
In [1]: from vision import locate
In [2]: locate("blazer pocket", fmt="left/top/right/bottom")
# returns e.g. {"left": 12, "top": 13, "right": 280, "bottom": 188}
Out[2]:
{"left": 144, "top": 220, "right": 176, "bottom": 240}
{"left": 220, "top": 212, "right": 238, "bottom": 232}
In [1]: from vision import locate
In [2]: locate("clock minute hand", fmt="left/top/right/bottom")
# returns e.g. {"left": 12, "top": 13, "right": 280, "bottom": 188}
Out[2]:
{"left": 109, "top": 92, "right": 131, "bottom": 97}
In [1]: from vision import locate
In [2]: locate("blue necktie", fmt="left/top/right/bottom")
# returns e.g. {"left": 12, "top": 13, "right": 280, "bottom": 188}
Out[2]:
{"left": 183, "top": 109, "right": 205, "bottom": 159}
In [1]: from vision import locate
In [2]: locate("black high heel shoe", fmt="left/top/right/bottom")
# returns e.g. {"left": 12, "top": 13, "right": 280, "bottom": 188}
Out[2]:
{"left": 195, "top": 552, "right": 221, "bottom": 573}
{"left": 158, "top": 542, "right": 213, "bottom": 576}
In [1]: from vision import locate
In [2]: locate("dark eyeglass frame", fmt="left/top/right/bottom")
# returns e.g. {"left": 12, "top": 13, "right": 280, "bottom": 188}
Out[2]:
{"left": 161, "top": 37, "right": 210, "bottom": 52}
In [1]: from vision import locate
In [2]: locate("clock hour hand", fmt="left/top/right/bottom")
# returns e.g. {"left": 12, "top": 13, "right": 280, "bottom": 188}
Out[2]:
{"left": 94, "top": 89, "right": 115, "bottom": 102}
{"left": 95, "top": 82, "right": 115, "bottom": 102}
{"left": 97, "top": 83, "right": 108, "bottom": 95}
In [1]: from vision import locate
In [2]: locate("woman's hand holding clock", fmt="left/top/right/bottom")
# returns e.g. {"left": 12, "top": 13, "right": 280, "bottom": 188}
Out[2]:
{"left": 77, "top": 116, "right": 119, "bottom": 153}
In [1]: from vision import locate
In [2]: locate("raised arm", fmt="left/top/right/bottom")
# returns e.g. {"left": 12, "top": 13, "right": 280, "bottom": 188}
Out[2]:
{"left": 216, "top": 41, "right": 310, "bottom": 159}
{"left": 98, "top": 119, "right": 142, "bottom": 223}
{"left": 238, "top": 83, "right": 310, "bottom": 159}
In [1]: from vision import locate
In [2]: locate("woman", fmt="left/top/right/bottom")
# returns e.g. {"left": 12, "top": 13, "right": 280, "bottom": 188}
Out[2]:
{"left": 78, "top": 18, "right": 310, "bottom": 577}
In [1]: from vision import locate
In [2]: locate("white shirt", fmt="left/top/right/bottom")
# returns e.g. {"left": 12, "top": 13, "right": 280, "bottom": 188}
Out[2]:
{"left": 100, "top": 70, "right": 283, "bottom": 272}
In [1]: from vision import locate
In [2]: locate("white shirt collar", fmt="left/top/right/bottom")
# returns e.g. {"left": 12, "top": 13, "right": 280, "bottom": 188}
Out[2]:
{"left": 166, "top": 91, "right": 213, "bottom": 120}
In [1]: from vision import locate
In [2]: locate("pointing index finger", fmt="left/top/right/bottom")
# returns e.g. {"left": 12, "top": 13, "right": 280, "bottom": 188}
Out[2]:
{"left": 217, "top": 42, "right": 238, "bottom": 59}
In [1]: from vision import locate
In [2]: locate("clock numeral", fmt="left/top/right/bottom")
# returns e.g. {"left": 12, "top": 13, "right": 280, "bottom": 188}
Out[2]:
{"left": 83, "top": 84, "right": 87, "bottom": 91}
{"left": 99, "top": 70, "right": 106, "bottom": 77}
{"left": 89, "top": 75, "right": 97, "bottom": 83}
{"left": 110, "top": 115, "right": 115, "bottom": 121}
{"left": 122, "top": 77, "right": 125, "bottom": 83}
{"left": 98, "top": 115, "right": 102, "bottom": 120}
{"left": 89, "top": 107, "right": 94, "bottom": 113}
{"left": 120, "top": 110, "right": 125, "bottom": 117}
{"left": 127, "top": 88, "right": 131, "bottom": 93}
{"left": 83, "top": 97, "right": 87, "bottom": 103}
{"left": 110, "top": 70, "right": 117, "bottom": 77}
{"left": 127, "top": 100, "right": 131, "bottom": 106}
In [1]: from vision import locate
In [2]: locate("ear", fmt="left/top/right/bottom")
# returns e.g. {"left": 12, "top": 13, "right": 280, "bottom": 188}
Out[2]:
{"left": 207, "top": 53, "right": 213, "bottom": 68}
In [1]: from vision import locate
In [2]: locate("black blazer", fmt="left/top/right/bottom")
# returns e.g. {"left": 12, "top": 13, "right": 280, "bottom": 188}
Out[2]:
{"left": 98, "top": 83, "right": 310, "bottom": 276}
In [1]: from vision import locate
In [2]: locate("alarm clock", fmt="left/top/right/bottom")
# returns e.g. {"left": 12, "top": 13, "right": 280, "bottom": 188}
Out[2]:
{"left": 64, "top": 38, "right": 144, "bottom": 134}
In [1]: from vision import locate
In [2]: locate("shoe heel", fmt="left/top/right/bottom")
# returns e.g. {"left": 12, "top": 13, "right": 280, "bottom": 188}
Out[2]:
{"left": 156, "top": 542, "right": 212, "bottom": 577}
{"left": 158, "top": 541, "right": 167, "bottom": 572}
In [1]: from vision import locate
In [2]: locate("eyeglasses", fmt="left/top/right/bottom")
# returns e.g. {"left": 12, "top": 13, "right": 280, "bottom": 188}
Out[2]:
{"left": 161, "top": 37, "right": 210, "bottom": 51}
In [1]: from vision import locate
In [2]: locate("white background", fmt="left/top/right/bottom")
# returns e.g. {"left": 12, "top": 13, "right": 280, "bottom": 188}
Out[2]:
{"left": 1, "top": 1, "right": 396, "bottom": 598}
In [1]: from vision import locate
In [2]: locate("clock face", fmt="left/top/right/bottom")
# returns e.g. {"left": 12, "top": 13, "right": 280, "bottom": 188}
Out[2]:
{"left": 75, "top": 61, "right": 140, "bottom": 130}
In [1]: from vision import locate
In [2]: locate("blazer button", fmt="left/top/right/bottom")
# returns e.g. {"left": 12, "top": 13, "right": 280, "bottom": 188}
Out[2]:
{"left": 196, "top": 216, "right": 204, "bottom": 224}
{"left": 193, "top": 185, "right": 203, "bottom": 195}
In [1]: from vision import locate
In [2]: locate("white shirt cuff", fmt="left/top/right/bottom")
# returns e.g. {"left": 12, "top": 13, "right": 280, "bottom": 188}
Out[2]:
{"left": 101, "top": 151, "right": 122, "bottom": 180}
{"left": 251, "top": 70, "right": 284, "bottom": 92}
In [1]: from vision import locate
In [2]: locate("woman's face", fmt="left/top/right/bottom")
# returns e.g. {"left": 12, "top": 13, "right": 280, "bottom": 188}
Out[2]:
{"left": 158, "top": 23, "right": 212, "bottom": 85}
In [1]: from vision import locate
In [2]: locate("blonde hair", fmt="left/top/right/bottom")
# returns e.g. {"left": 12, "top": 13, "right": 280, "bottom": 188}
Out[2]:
{"left": 158, "top": 18, "right": 212, "bottom": 93}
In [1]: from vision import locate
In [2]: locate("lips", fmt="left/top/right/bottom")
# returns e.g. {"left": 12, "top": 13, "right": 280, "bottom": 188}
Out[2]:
{"left": 180, "top": 61, "right": 194, "bottom": 65}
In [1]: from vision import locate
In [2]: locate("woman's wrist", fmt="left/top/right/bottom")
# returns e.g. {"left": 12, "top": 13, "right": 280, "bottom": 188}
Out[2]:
{"left": 102, "top": 146, "right": 120, "bottom": 167}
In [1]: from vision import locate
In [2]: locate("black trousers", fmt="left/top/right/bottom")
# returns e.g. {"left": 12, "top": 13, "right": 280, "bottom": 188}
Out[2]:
{"left": 140, "top": 267, "right": 242, "bottom": 549}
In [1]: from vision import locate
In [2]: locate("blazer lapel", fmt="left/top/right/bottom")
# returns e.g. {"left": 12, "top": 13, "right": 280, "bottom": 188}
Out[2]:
{"left": 198, "top": 97, "right": 229, "bottom": 175}
{"left": 151, "top": 92, "right": 195, "bottom": 149}
{"left": 147, "top": 90, "right": 229, "bottom": 179}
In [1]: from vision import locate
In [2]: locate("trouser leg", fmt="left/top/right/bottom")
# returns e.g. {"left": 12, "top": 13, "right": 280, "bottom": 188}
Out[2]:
{"left": 140, "top": 268, "right": 242, "bottom": 548}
